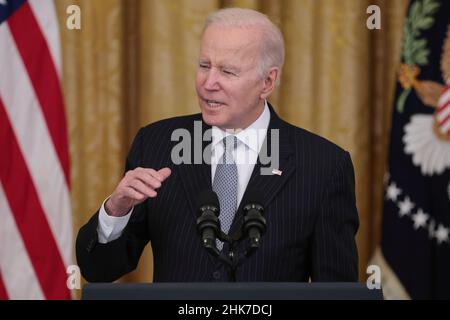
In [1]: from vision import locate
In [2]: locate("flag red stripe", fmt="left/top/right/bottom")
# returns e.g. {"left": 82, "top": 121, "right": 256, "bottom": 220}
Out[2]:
{"left": 7, "top": 2, "right": 70, "bottom": 187}
{"left": 438, "top": 110, "right": 450, "bottom": 127}
{"left": 0, "top": 272, "right": 8, "bottom": 300}
{"left": 440, "top": 86, "right": 450, "bottom": 98}
{"left": 437, "top": 98, "right": 450, "bottom": 114}
{"left": 0, "top": 100, "right": 69, "bottom": 300}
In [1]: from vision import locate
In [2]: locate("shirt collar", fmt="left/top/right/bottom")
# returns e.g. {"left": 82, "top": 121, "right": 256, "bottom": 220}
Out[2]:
{"left": 211, "top": 100, "right": 271, "bottom": 153}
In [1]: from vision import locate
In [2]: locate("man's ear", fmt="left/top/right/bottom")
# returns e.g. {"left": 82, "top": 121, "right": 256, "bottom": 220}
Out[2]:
{"left": 260, "top": 67, "right": 279, "bottom": 99}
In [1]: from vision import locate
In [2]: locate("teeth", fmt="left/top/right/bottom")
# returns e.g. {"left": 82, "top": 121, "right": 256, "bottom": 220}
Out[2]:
{"left": 207, "top": 100, "right": 223, "bottom": 107}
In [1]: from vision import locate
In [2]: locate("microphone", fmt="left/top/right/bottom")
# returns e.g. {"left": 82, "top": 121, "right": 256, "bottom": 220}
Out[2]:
{"left": 196, "top": 190, "right": 221, "bottom": 250}
{"left": 242, "top": 189, "right": 266, "bottom": 249}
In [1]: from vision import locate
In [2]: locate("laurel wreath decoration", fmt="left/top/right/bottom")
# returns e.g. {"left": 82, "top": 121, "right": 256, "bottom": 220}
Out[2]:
{"left": 397, "top": 0, "right": 440, "bottom": 112}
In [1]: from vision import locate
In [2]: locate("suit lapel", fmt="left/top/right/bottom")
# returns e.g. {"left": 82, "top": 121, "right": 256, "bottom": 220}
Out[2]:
{"left": 176, "top": 118, "right": 212, "bottom": 219}
{"left": 175, "top": 118, "right": 219, "bottom": 266}
{"left": 228, "top": 106, "right": 296, "bottom": 239}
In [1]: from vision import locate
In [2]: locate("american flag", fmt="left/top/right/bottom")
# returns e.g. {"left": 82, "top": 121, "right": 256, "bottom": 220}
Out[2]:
{"left": 375, "top": 0, "right": 450, "bottom": 299}
{"left": 0, "top": 0, "right": 72, "bottom": 299}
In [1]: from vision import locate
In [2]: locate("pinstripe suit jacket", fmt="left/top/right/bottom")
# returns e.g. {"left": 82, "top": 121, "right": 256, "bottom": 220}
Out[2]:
{"left": 76, "top": 105, "right": 359, "bottom": 282}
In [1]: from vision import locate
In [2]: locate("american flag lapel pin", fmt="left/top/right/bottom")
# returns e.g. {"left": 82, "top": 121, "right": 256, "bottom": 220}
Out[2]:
{"left": 272, "top": 168, "right": 282, "bottom": 176}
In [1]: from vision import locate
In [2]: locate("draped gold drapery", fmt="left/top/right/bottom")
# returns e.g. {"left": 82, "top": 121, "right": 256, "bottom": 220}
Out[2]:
{"left": 55, "top": 0, "right": 408, "bottom": 287}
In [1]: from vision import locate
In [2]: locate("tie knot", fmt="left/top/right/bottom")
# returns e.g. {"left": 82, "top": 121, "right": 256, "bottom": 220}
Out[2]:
{"left": 223, "top": 135, "right": 238, "bottom": 152}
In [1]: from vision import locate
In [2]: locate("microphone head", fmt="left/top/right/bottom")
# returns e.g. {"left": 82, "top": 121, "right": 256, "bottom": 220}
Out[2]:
{"left": 242, "top": 188, "right": 266, "bottom": 240}
{"left": 242, "top": 188, "right": 265, "bottom": 215}
{"left": 197, "top": 189, "right": 220, "bottom": 217}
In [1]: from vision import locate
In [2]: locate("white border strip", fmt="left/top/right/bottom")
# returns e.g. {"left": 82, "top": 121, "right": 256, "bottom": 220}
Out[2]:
{"left": 370, "top": 248, "right": 411, "bottom": 300}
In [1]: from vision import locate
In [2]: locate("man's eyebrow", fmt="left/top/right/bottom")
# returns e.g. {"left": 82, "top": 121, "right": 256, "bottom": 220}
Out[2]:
{"left": 220, "top": 64, "right": 241, "bottom": 72}
{"left": 198, "top": 60, "right": 240, "bottom": 71}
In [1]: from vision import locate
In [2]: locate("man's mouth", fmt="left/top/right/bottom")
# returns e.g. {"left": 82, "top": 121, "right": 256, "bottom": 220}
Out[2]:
{"left": 205, "top": 99, "right": 225, "bottom": 108}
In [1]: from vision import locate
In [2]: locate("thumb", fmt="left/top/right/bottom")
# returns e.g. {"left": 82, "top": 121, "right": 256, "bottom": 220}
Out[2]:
{"left": 157, "top": 167, "right": 172, "bottom": 181}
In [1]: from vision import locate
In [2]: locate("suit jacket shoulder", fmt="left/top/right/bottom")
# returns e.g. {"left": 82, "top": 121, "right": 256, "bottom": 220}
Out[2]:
{"left": 276, "top": 115, "right": 352, "bottom": 181}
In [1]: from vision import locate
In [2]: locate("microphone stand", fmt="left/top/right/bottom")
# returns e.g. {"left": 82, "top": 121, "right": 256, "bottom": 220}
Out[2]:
{"left": 198, "top": 211, "right": 266, "bottom": 282}
{"left": 227, "top": 239, "right": 238, "bottom": 282}
{"left": 208, "top": 230, "right": 263, "bottom": 282}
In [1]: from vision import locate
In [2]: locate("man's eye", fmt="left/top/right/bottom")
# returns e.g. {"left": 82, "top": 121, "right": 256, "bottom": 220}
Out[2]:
{"left": 222, "top": 70, "right": 237, "bottom": 76}
{"left": 199, "top": 64, "right": 210, "bottom": 69}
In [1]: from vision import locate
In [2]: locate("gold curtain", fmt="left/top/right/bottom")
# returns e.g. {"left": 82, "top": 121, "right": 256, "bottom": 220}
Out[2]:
{"left": 55, "top": 0, "right": 408, "bottom": 289}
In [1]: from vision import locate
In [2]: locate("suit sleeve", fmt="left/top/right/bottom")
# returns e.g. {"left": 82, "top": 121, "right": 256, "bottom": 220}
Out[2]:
{"left": 75, "top": 128, "right": 150, "bottom": 282}
{"left": 311, "top": 151, "right": 359, "bottom": 281}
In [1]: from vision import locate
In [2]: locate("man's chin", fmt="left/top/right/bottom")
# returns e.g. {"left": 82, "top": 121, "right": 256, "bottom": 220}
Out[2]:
{"left": 201, "top": 112, "right": 228, "bottom": 128}
{"left": 201, "top": 113, "right": 221, "bottom": 126}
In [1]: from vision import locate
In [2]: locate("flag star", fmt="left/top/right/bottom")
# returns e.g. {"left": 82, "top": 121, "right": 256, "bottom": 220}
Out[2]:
{"left": 386, "top": 182, "right": 401, "bottom": 201}
{"left": 398, "top": 196, "right": 414, "bottom": 217}
{"left": 412, "top": 209, "right": 429, "bottom": 230}
{"left": 435, "top": 224, "right": 449, "bottom": 244}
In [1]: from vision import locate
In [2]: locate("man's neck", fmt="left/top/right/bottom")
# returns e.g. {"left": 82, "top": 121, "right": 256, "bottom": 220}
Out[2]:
{"left": 218, "top": 100, "right": 267, "bottom": 132}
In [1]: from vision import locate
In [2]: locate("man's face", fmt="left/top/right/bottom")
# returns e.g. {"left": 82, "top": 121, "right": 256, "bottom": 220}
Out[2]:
{"left": 196, "top": 25, "right": 267, "bottom": 130}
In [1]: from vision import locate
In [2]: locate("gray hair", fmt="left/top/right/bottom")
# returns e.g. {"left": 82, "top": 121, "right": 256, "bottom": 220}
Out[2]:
{"left": 204, "top": 8, "right": 285, "bottom": 82}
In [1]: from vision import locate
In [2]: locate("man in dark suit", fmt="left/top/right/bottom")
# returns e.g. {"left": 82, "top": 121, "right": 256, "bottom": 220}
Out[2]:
{"left": 76, "top": 8, "right": 359, "bottom": 282}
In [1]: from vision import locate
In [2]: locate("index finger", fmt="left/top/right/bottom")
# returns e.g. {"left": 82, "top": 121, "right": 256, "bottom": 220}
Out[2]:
{"left": 140, "top": 168, "right": 170, "bottom": 182}
{"left": 157, "top": 167, "right": 171, "bottom": 180}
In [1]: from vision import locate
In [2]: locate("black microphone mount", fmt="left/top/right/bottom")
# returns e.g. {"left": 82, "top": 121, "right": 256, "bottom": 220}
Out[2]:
{"left": 196, "top": 189, "right": 267, "bottom": 281}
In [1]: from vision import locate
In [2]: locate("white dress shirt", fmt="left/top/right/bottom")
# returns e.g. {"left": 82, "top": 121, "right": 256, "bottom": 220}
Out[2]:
{"left": 97, "top": 101, "right": 271, "bottom": 243}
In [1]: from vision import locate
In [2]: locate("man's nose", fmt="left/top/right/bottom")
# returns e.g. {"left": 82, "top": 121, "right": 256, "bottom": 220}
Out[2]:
{"left": 203, "top": 69, "right": 221, "bottom": 91}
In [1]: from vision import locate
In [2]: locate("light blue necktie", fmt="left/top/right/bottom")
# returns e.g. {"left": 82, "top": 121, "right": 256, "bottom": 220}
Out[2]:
{"left": 213, "top": 135, "right": 238, "bottom": 250}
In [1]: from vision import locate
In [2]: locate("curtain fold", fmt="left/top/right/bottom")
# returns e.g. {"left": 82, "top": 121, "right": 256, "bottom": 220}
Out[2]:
{"left": 55, "top": 0, "right": 407, "bottom": 285}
